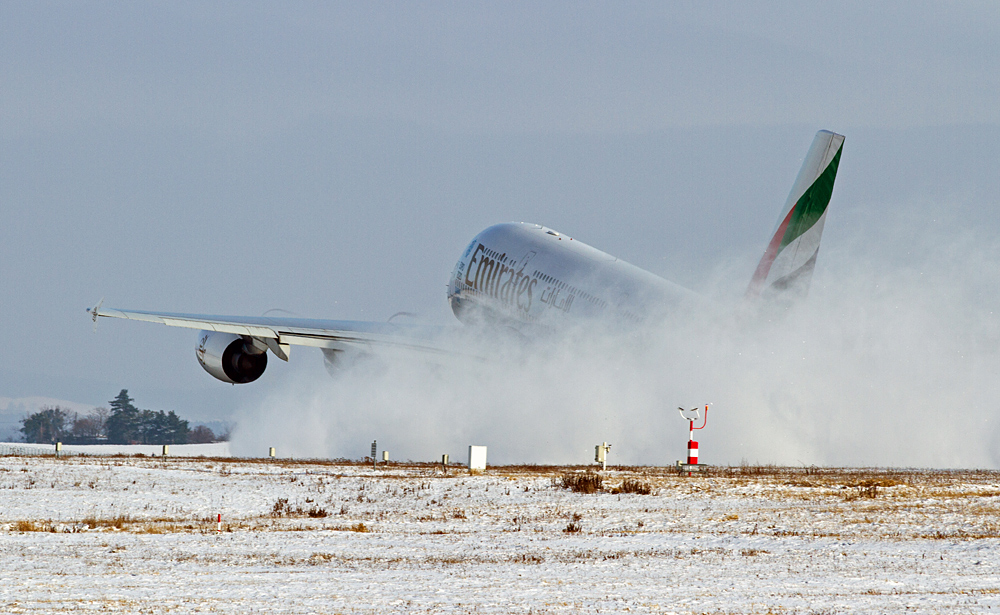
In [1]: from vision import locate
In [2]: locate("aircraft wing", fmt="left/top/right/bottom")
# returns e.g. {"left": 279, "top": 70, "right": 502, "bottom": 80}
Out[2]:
{"left": 88, "top": 305, "right": 467, "bottom": 361}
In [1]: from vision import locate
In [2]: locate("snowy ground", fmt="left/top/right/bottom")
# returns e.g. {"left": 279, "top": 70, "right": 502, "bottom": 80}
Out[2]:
{"left": 2, "top": 457, "right": 999, "bottom": 614}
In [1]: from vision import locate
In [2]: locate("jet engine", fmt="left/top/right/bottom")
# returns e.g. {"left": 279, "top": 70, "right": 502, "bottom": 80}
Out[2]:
{"left": 196, "top": 331, "right": 267, "bottom": 384}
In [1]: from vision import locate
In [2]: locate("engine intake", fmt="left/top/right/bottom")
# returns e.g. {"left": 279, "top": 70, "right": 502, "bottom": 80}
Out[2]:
{"left": 196, "top": 331, "right": 267, "bottom": 384}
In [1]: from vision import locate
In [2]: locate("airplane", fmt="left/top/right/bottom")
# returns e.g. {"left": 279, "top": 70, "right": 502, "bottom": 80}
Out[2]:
{"left": 88, "top": 130, "right": 844, "bottom": 384}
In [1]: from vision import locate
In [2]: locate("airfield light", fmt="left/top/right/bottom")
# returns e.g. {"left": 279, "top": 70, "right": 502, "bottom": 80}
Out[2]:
{"left": 55, "top": 442, "right": 62, "bottom": 458}
{"left": 269, "top": 447, "right": 275, "bottom": 459}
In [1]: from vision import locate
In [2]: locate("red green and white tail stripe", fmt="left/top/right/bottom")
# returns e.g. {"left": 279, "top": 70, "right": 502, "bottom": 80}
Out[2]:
{"left": 746, "top": 130, "right": 845, "bottom": 300}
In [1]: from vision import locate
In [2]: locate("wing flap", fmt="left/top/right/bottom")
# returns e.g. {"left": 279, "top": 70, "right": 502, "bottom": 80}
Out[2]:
{"left": 163, "top": 318, "right": 278, "bottom": 338}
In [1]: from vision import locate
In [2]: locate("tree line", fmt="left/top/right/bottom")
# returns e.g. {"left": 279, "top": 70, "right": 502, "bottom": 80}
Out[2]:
{"left": 19, "top": 390, "right": 222, "bottom": 445}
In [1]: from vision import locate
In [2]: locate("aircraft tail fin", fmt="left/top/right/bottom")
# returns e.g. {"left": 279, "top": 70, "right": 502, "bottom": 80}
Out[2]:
{"left": 746, "top": 130, "right": 844, "bottom": 302}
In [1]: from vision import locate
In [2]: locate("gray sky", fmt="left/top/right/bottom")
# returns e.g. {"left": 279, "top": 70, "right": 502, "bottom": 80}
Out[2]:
{"left": 2, "top": 2, "right": 999, "bottom": 428}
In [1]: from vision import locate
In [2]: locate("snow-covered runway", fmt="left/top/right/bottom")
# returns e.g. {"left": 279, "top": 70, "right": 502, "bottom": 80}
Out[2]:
{"left": 2, "top": 457, "right": 998, "bottom": 613}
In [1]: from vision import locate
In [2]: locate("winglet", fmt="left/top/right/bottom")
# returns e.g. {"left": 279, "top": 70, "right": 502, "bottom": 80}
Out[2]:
{"left": 87, "top": 297, "right": 105, "bottom": 332}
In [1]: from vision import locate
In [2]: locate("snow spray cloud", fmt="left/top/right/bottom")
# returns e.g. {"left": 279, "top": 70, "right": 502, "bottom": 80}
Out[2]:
{"left": 232, "top": 208, "right": 1000, "bottom": 467}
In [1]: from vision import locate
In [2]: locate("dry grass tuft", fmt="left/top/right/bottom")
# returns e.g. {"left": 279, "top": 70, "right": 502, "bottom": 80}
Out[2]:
{"left": 560, "top": 472, "right": 603, "bottom": 493}
{"left": 858, "top": 484, "right": 879, "bottom": 499}
{"left": 843, "top": 482, "right": 883, "bottom": 501}
{"left": 271, "top": 497, "right": 328, "bottom": 518}
{"left": 737, "top": 464, "right": 782, "bottom": 476}
{"left": 330, "top": 522, "right": 369, "bottom": 532}
{"left": 564, "top": 512, "right": 583, "bottom": 533}
{"left": 137, "top": 525, "right": 168, "bottom": 534}
{"left": 308, "top": 552, "right": 336, "bottom": 564}
{"left": 82, "top": 515, "right": 132, "bottom": 529}
{"left": 611, "top": 478, "right": 653, "bottom": 495}
{"left": 327, "top": 522, "right": 368, "bottom": 533}
{"left": 513, "top": 553, "right": 545, "bottom": 564}
{"left": 271, "top": 498, "right": 291, "bottom": 517}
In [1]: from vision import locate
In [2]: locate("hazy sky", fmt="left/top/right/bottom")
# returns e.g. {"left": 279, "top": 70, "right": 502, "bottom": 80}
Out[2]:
{"left": 2, "top": 2, "right": 999, "bottom": 454}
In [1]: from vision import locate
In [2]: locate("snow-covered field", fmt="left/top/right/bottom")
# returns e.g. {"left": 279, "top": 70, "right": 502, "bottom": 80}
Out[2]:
{"left": 2, "top": 457, "right": 999, "bottom": 614}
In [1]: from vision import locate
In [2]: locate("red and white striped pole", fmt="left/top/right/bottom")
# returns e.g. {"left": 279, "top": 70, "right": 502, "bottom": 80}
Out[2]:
{"left": 217, "top": 513, "right": 222, "bottom": 533}
{"left": 687, "top": 430, "right": 699, "bottom": 465}
{"left": 678, "top": 405, "right": 709, "bottom": 474}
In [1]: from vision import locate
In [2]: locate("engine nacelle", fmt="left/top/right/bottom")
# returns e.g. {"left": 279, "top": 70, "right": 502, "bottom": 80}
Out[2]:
{"left": 196, "top": 331, "right": 267, "bottom": 384}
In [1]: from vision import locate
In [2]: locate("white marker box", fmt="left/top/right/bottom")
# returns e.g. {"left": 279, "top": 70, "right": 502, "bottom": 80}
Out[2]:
{"left": 468, "top": 445, "right": 487, "bottom": 470}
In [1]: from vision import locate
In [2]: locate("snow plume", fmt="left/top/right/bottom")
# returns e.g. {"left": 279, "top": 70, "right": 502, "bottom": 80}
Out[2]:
{"left": 232, "top": 210, "right": 1000, "bottom": 468}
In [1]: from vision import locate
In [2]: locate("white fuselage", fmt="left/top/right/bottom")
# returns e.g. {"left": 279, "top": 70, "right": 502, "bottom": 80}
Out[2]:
{"left": 447, "top": 223, "right": 705, "bottom": 328}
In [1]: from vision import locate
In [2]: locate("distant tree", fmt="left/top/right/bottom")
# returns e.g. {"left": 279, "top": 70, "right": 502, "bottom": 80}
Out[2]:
{"left": 63, "top": 407, "right": 109, "bottom": 444}
{"left": 160, "top": 411, "right": 189, "bottom": 444}
{"left": 105, "top": 389, "right": 141, "bottom": 444}
{"left": 20, "top": 406, "right": 73, "bottom": 443}
{"left": 92, "top": 407, "right": 110, "bottom": 436}
{"left": 130, "top": 408, "right": 190, "bottom": 445}
{"left": 188, "top": 425, "right": 216, "bottom": 443}
{"left": 70, "top": 414, "right": 102, "bottom": 440}
{"left": 102, "top": 390, "right": 192, "bottom": 445}
{"left": 137, "top": 409, "right": 161, "bottom": 444}
{"left": 109, "top": 390, "right": 136, "bottom": 415}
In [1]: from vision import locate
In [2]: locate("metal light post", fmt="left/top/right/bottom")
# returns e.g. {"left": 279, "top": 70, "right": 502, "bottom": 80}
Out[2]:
{"left": 678, "top": 405, "right": 709, "bottom": 475}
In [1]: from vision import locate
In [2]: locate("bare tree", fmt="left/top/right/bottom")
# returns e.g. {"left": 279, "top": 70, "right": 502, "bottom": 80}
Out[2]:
{"left": 188, "top": 425, "right": 216, "bottom": 443}
{"left": 71, "top": 415, "right": 102, "bottom": 440}
{"left": 92, "top": 407, "right": 109, "bottom": 437}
